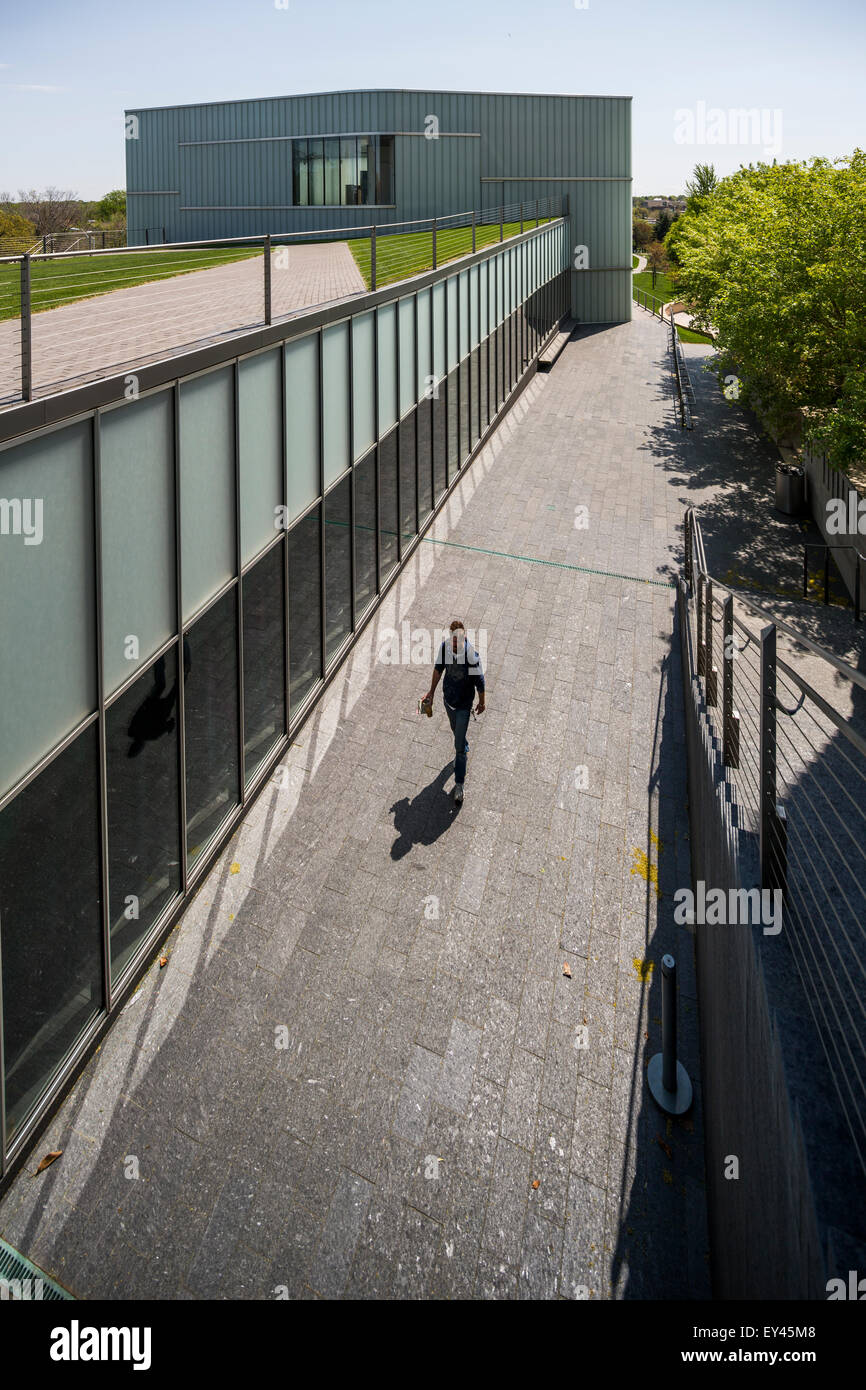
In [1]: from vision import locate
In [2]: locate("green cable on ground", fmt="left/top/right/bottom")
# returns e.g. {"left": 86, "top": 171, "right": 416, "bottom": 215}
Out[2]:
{"left": 419, "top": 534, "right": 675, "bottom": 588}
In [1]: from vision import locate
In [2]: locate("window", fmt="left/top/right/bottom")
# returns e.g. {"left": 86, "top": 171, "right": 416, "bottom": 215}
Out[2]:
{"left": 184, "top": 588, "right": 240, "bottom": 866}
{"left": 292, "top": 135, "right": 394, "bottom": 206}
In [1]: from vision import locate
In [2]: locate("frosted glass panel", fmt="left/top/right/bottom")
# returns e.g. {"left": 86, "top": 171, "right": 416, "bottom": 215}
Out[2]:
{"left": 446, "top": 276, "right": 458, "bottom": 371}
{"left": 458, "top": 271, "right": 469, "bottom": 361}
{"left": 239, "top": 350, "right": 283, "bottom": 566}
{"left": 416, "top": 288, "right": 432, "bottom": 389}
{"left": 101, "top": 391, "right": 175, "bottom": 696}
{"left": 497, "top": 257, "right": 505, "bottom": 326}
{"left": 377, "top": 302, "right": 397, "bottom": 433}
{"left": 432, "top": 281, "right": 446, "bottom": 382}
{"left": 398, "top": 297, "right": 416, "bottom": 416}
{"left": 322, "top": 322, "right": 350, "bottom": 488}
{"left": 180, "top": 366, "right": 235, "bottom": 622}
{"left": 286, "top": 333, "right": 320, "bottom": 519}
{"left": 352, "top": 311, "right": 376, "bottom": 460}
{"left": 480, "top": 266, "right": 488, "bottom": 339}
{"left": 469, "top": 266, "right": 480, "bottom": 349}
{"left": 0, "top": 420, "right": 95, "bottom": 796}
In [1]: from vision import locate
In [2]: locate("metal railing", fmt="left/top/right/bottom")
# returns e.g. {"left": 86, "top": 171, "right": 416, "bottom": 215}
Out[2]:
{"left": 633, "top": 285, "right": 694, "bottom": 429}
{"left": 803, "top": 542, "right": 864, "bottom": 619}
{"left": 684, "top": 505, "right": 866, "bottom": 1181}
{"left": 0, "top": 196, "right": 565, "bottom": 409}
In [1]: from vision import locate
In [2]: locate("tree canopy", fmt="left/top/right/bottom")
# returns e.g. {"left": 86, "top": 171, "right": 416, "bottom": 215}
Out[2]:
{"left": 671, "top": 152, "right": 866, "bottom": 467}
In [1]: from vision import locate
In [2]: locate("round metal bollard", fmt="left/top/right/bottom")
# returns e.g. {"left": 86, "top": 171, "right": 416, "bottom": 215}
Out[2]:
{"left": 648, "top": 954, "right": 693, "bottom": 1115}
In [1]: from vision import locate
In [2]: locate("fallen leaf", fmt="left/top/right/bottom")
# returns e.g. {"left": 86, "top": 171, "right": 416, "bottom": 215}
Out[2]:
{"left": 531, "top": 1179, "right": 540, "bottom": 1190}
{"left": 159, "top": 955, "right": 168, "bottom": 968}
{"left": 36, "top": 1150, "right": 62, "bottom": 1173}
{"left": 655, "top": 1134, "right": 673, "bottom": 1160}
{"left": 562, "top": 962, "right": 572, "bottom": 978}
{"left": 230, "top": 861, "right": 241, "bottom": 875}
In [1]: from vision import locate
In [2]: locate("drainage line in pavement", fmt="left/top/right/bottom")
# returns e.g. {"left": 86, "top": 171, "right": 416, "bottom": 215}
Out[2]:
{"left": 420, "top": 535, "right": 675, "bottom": 588}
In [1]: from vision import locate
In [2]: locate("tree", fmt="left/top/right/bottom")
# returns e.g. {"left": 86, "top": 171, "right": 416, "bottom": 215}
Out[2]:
{"left": 95, "top": 189, "right": 126, "bottom": 223}
{"left": 633, "top": 217, "right": 654, "bottom": 251}
{"left": 647, "top": 240, "right": 669, "bottom": 287}
{"left": 16, "top": 187, "right": 80, "bottom": 236}
{"left": 0, "top": 208, "right": 35, "bottom": 253}
{"left": 655, "top": 211, "right": 672, "bottom": 242}
{"left": 672, "top": 151, "right": 866, "bottom": 467}
{"left": 684, "top": 163, "right": 718, "bottom": 215}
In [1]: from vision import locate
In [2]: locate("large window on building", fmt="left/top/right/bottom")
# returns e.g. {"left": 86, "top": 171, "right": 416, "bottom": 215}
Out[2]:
{"left": 293, "top": 135, "right": 394, "bottom": 207}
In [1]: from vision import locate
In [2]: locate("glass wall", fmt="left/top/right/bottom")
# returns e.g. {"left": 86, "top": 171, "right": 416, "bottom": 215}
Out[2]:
{"left": 293, "top": 135, "right": 395, "bottom": 206}
{"left": 0, "top": 220, "right": 568, "bottom": 1169}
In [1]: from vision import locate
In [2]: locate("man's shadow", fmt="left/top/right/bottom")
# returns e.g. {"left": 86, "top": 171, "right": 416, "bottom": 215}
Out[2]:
{"left": 390, "top": 765, "right": 460, "bottom": 860}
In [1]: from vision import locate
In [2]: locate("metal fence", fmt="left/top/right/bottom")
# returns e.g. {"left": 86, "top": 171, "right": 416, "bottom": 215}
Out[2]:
{"left": 633, "top": 286, "right": 694, "bottom": 429}
{"left": 0, "top": 196, "right": 565, "bottom": 409}
{"left": 684, "top": 506, "right": 866, "bottom": 1184}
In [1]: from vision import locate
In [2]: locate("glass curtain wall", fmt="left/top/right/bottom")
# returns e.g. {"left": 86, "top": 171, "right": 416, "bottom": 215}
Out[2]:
{"left": 292, "top": 135, "right": 394, "bottom": 206}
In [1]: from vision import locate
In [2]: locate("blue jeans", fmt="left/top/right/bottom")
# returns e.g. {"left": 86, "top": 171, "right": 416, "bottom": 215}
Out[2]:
{"left": 445, "top": 703, "right": 471, "bottom": 784}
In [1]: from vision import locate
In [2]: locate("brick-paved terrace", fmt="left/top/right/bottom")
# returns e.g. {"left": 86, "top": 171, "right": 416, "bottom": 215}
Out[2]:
{"left": 0, "top": 242, "right": 365, "bottom": 404}
{"left": 0, "top": 312, "right": 711, "bottom": 1300}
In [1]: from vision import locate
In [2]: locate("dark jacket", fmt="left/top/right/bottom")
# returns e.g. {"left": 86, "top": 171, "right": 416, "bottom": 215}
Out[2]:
{"left": 435, "top": 638, "right": 485, "bottom": 711}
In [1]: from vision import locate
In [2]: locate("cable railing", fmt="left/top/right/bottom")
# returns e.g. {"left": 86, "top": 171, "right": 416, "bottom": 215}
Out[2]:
{"left": 633, "top": 284, "right": 694, "bottom": 429}
{"left": 683, "top": 505, "right": 866, "bottom": 1182}
{"left": 0, "top": 195, "right": 566, "bottom": 409}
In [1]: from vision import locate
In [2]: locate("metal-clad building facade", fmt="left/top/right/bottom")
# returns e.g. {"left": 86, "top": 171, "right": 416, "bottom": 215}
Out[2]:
{"left": 126, "top": 88, "right": 632, "bottom": 323}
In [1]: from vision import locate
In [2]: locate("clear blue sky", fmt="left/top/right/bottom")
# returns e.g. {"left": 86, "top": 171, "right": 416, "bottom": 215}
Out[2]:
{"left": 1, "top": 0, "right": 862, "bottom": 198}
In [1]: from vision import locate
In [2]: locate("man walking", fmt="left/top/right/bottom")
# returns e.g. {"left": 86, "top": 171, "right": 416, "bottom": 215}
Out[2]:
{"left": 421, "top": 621, "right": 485, "bottom": 804}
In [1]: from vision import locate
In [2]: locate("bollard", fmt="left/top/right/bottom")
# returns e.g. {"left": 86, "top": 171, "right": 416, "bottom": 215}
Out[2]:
{"left": 648, "top": 955, "right": 693, "bottom": 1115}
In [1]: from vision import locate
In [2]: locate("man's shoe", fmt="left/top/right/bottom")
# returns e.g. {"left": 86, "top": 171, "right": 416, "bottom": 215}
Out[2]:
{"left": 454, "top": 783, "right": 464, "bottom": 804}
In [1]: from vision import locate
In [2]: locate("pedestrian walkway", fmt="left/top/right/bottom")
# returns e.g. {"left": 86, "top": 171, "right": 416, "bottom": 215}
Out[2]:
{"left": 0, "top": 241, "right": 365, "bottom": 405}
{"left": 0, "top": 312, "right": 710, "bottom": 1300}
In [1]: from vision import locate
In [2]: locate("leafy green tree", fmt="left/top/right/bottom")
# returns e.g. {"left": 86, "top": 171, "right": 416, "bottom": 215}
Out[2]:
{"left": 95, "top": 189, "right": 126, "bottom": 223}
{"left": 647, "top": 241, "right": 669, "bottom": 287}
{"left": 655, "top": 211, "right": 672, "bottom": 242}
{"left": 633, "top": 217, "right": 654, "bottom": 251}
{"left": 0, "top": 207, "right": 35, "bottom": 252}
{"left": 672, "top": 151, "right": 866, "bottom": 467}
{"left": 684, "top": 163, "right": 718, "bottom": 214}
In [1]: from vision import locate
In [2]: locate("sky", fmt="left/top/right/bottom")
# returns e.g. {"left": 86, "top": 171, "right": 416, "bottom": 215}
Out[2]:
{"left": 0, "top": 0, "right": 863, "bottom": 199}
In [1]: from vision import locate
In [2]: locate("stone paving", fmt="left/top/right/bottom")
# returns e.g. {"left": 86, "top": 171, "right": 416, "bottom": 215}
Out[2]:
{"left": 0, "top": 241, "right": 365, "bottom": 405}
{"left": 0, "top": 311, "right": 710, "bottom": 1300}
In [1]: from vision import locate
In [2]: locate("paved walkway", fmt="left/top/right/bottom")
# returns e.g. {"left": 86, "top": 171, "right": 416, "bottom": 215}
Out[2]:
{"left": 0, "top": 312, "right": 710, "bottom": 1300}
{"left": 0, "top": 242, "right": 365, "bottom": 405}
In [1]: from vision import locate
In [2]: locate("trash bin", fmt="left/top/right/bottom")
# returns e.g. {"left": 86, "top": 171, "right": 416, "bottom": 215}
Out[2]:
{"left": 775, "top": 462, "right": 806, "bottom": 515}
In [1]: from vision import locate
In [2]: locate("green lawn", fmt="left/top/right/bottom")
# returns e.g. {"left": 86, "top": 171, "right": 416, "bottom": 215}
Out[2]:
{"left": 350, "top": 220, "right": 537, "bottom": 288}
{"left": 0, "top": 246, "right": 260, "bottom": 322}
{"left": 632, "top": 268, "right": 678, "bottom": 302}
{"left": 677, "top": 324, "right": 714, "bottom": 344}
{"left": 632, "top": 253, "right": 639, "bottom": 269}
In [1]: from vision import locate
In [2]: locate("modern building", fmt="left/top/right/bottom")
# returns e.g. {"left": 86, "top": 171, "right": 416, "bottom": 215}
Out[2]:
{"left": 125, "top": 87, "right": 632, "bottom": 323}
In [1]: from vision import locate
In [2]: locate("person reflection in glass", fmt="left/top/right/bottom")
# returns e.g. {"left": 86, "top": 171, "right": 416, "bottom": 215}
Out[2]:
{"left": 127, "top": 639, "right": 191, "bottom": 758}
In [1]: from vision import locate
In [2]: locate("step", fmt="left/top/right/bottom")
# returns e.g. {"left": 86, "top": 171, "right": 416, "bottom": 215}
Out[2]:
{"left": 537, "top": 319, "right": 577, "bottom": 373}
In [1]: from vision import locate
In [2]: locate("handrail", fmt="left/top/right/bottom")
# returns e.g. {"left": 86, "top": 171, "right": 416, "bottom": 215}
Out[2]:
{"left": 685, "top": 506, "right": 866, "bottom": 692}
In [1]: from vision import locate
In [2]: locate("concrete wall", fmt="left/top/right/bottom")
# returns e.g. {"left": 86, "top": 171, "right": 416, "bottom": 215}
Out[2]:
{"left": 803, "top": 447, "right": 866, "bottom": 606}
{"left": 124, "top": 88, "right": 632, "bottom": 324}
{"left": 677, "top": 579, "right": 826, "bottom": 1299}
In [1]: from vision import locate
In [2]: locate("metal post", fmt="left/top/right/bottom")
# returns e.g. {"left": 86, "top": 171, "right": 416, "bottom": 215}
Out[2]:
{"left": 42, "top": 234, "right": 47, "bottom": 254}
{"left": 431, "top": 217, "right": 437, "bottom": 270}
{"left": 20, "top": 253, "right": 32, "bottom": 402}
{"left": 722, "top": 596, "right": 740, "bottom": 768}
{"left": 759, "top": 624, "right": 786, "bottom": 895}
{"left": 520, "top": 202, "right": 524, "bottom": 234}
{"left": 823, "top": 547, "right": 829, "bottom": 605}
{"left": 684, "top": 512, "right": 693, "bottom": 591}
{"left": 370, "top": 224, "right": 377, "bottom": 290}
{"left": 803, "top": 546, "right": 808, "bottom": 598}
{"left": 856, "top": 554, "right": 861, "bottom": 622}
{"left": 263, "top": 233, "right": 272, "bottom": 326}
{"left": 705, "top": 578, "right": 717, "bottom": 707}
{"left": 535, "top": 198, "right": 539, "bottom": 228}
{"left": 500, "top": 206, "right": 504, "bottom": 242}
{"left": 648, "top": 955, "right": 692, "bottom": 1114}
{"left": 471, "top": 209, "right": 476, "bottom": 254}
{"left": 696, "top": 574, "right": 705, "bottom": 678}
